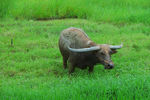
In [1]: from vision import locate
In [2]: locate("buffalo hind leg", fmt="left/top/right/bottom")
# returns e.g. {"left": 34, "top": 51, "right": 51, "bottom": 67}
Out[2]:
{"left": 63, "top": 56, "right": 68, "bottom": 69}
{"left": 88, "top": 66, "right": 94, "bottom": 73}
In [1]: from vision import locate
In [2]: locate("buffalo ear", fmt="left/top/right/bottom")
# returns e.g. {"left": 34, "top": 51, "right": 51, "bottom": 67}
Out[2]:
{"left": 111, "top": 49, "right": 118, "bottom": 54}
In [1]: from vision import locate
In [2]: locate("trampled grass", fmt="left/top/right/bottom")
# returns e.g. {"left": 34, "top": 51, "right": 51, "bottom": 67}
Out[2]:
{"left": 1, "top": 0, "right": 150, "bottom": 24}
{"left": 0, "top": 19, "right": 150, "bottom": 99}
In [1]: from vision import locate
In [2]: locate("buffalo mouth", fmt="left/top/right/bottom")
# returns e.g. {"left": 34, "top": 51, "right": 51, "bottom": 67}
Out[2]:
{"left": 104, "top": 65, "right": 114, "bottom": 69}
{"left": 104, "top": 63, "right": 114, "bottom": 69}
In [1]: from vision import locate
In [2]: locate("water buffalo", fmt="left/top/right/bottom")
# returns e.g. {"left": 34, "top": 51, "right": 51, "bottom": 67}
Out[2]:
{"left": 58, "top": 27, "right": 122, "bottom": 74}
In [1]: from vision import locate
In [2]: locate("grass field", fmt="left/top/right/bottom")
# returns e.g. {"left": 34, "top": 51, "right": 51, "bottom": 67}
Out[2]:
{"left": 1, "top": 0, "right": 150, "bottom": 24}
{"left": 1, "top": 0, "right": 150, "bottom": 99}
{"left": 0, "top": 19, "right": 150, "bottom": 99}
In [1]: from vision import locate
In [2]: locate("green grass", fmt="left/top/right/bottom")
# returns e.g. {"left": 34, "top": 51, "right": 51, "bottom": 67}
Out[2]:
{"left": 1, "top": 0, "right": 150, "bottom": 24}
{"left": 0, "top": 19, "right": 150, "bottom": 99}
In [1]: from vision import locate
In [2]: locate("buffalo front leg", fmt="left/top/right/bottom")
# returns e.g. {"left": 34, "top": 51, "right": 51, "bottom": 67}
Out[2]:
{"left": 88, "top": 66, "right": 94, "bottom": 73}
{"left": 68, "top": 63, "right": 75, "bottom": 74}
{"left": 68, "top": 56, "right": 76, "bottom": 74}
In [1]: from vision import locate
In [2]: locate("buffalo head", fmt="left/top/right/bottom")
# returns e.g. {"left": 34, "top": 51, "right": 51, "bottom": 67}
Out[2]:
{"left": 68, "top": 43, "right": 123, "bottom": 69}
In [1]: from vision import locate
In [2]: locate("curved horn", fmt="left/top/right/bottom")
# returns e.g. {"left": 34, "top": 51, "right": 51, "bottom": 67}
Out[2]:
{"left": 68, "top": 46, "right": 100, "bottom": 52}
{"left": 110, "top": 43, "right": 123, "bottom": 49}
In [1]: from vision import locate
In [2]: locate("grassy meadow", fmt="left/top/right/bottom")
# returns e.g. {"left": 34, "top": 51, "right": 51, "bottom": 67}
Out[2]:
{"left": 1, "top": 0, "right": 150, "bottom": 100}
{"left": 1, "top": 19, "right": 150, "bottom": 100}
{"left": 1, "top": 0, "right": 150, "bottom": 24}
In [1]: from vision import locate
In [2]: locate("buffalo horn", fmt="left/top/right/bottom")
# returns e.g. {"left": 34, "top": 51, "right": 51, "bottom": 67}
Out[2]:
{"left": 110, "top": 43, "right": 123, "bottom": 49}
{"left": 68, "top": 46, "right": 100, "bottom": 52}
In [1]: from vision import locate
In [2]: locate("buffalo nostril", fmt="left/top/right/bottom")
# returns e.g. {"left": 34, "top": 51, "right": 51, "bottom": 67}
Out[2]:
{"left": 108, "top": 64, "right": 114, "bottom": 68}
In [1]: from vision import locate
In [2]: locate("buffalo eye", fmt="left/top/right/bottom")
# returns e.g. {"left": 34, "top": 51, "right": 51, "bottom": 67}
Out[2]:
{"left": 110, "top": 50, "right": 113, "bottom": 54}
{"left": 110, "top": 49, "right": 117, "bottom": 54}
{"left": 101, "top": 52, "right": 105, "bottom": 55}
